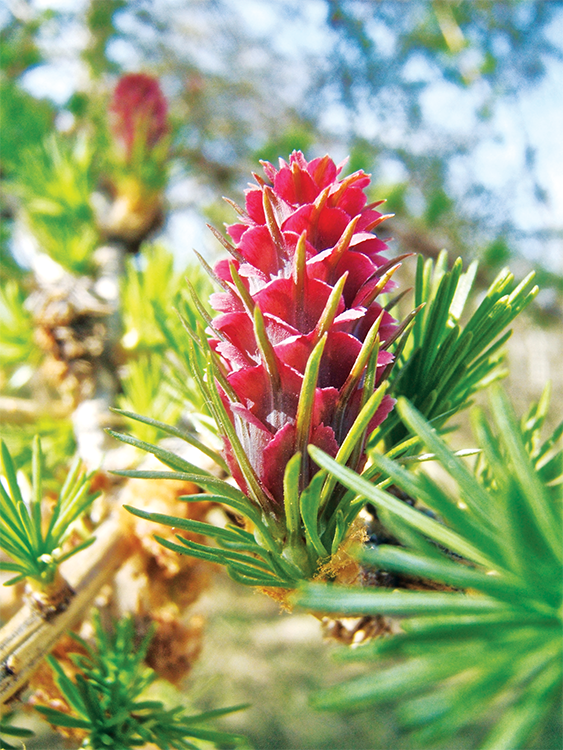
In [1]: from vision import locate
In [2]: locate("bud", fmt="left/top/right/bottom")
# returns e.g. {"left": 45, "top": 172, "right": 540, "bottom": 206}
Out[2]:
{"left": 97, "top": 73, "right": 170, "bottom": 250}
{"left": 109, "top": 73, "right": 168, "bottom": 162}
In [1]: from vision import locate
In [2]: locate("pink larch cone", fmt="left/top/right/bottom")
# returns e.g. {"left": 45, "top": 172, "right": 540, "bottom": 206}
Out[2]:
{"left": 208, "top": 151, "right": 398, "bottom": 510}
{"left": 101, "top": 73, "right": 170, "bottom": 248}
{"left": 109, "top": 73, "right": 168, "bottom": 162}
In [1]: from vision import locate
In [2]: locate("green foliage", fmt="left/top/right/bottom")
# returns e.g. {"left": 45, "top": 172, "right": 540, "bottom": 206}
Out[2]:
{"left": 0, "top": 16, "right": 42, "bottom": 75}
{"left": 121, "top": 244, "right": 186, "bottom": 353}
{"left": 0, "top": 75, "right": 54, "bottom": 174}
{"left": 255, "top": 122, "right": 315, "bottom": 167}
{"left": 0, "top": 278, "right": 39, "bottom": 382}
{"left": 482, "top": 236, "right": 511, "bottom": 270}
{"left": 296, "top": 387, "right": 562, "bottom": 749}
{"left": 12, "top": 134, "right": 99, "bottom": 274}
{"left": 0, "top": 417, "right": 76, "bottom": 490}
{"left": 119, "top": 245, "right": 185, "bottom": 439}
{"left": 423, "top": 187, "right": 453, "bottom": 227}
{"left": 83, "top": 0, "right": 127, "bottom": 79}
{"left": 151, "top": 268, "right": 220, "bottom": 439}
{"left": 0, "top": 713, "right": 34, "bottom": 750}
{"left": 117, "top": 353, "right": 185, "bottom": 444}
{"left": 0, "top": 437, "right": 98, "bottom": 589}
{"left": 119, "top": 246, "right": 215, "bottom": 440}
{"left": 378, "top": 251, "right": 538, "bottom": 449}
{"left": 35, "top": 613, "right": 249, "bottom": 750}
{"left": 0, "top": 222, "right": 24, "bottom": 284}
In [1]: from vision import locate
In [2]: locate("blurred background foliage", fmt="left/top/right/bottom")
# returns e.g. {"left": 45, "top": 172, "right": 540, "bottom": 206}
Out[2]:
{"left": 0, "top": 1, "right": 562, "bottom": 748}
{"left": 1, "top": 0, "right": 562, "bottom": 301}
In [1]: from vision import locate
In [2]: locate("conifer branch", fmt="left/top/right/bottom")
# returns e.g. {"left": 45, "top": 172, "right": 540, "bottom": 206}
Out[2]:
{"left": 0, "top": 514, "right": 133, "bottom": 709}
